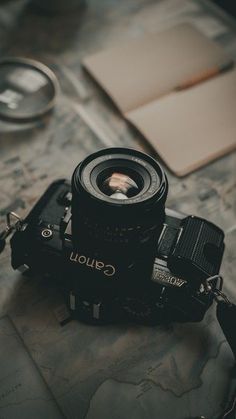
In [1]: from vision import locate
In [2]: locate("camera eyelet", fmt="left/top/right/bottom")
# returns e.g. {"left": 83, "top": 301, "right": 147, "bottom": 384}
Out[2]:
{"left": 41, "top": 228, "right": 53, "bottom": 240}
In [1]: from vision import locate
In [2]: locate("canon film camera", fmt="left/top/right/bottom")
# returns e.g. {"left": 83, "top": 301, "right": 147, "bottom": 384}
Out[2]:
{"left": 8, "top": 148, "right": 225, "bottom": 324}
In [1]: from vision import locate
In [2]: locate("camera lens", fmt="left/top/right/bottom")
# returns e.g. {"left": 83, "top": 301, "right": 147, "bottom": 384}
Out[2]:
{"left": 71, "top": 148, "right": 168, "bottom": 294}
{"left": 97, "top": 169, "right": 142, "bottom": 200}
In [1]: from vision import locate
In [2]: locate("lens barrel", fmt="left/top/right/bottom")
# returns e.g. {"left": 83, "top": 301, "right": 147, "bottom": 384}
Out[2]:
{"left": 71, "top": 148, "right": 168, "bottom": 295}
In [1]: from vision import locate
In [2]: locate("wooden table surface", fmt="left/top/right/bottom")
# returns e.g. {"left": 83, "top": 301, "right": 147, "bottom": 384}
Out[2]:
{"left": 0, "top": 1, "right": 236, "bottom": 418}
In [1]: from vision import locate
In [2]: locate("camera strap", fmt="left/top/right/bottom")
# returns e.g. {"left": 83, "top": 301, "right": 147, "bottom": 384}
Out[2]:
{"left": 216, "top": 297, "right": 236, "bottom": 361}
{"left": 204, "top": 275, "right": 236, "bottom": 361}
{"left": 202, "top": 275, "right": 236, "bottom": 418}
{"left": 216, "top": 298, "right": 236, "bottom": 417}
{"left": 0, "top": 211, "right": 23, "bottom": 254}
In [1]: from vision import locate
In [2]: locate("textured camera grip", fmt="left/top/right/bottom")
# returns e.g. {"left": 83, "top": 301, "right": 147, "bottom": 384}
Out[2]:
{"left": 168, "top": 216, "right": 225, "bottom": 281}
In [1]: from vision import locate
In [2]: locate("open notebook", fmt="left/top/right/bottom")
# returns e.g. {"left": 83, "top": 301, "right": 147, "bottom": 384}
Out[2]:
{"left": 83, "top": 23, "right": 236, "bottom": 176}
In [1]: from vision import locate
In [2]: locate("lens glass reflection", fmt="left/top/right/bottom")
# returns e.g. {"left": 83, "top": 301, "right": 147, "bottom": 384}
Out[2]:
{"left": 100, "top": 172, "right": 140, "bottom": 200}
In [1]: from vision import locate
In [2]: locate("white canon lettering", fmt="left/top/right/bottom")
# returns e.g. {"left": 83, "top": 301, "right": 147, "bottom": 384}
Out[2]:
{"left": 70, "top": 252, "right": 78, "bottom": 262}
{"left": 96, "top": 261, "right": 104, "bottom": 270}
{"left": 69, "top": 252, "right": 116, "bottom": 278}
{"left": 86, "top": 258, "right": 95, "bottom": 268}
{"left": 104, "top": 265, "right": 115, "bottom": 276}
{"left": 78, "top": 255, "right": 86, "bottom": 264}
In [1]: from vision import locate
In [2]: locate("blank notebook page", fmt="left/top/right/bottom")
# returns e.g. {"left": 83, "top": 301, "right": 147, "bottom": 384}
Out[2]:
{"left": 128, "top": 69, "right": 236, "bottom": 176}
{"left": 83, "top": 23, "right": 231, "bottom": 114}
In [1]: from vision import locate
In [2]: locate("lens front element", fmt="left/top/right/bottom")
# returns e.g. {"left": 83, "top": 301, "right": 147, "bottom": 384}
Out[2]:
{"left": 98, "top": 170, "right": 141, "bottom": 200}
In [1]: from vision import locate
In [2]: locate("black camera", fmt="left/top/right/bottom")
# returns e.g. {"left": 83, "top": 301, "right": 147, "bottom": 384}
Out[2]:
{"left": 10, "top": 148, "right": 225, "bottom": 324}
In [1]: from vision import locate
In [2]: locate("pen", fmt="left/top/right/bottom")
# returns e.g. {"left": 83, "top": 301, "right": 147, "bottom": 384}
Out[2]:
{"left": 175, "top": 60, "right": 234, "bottom": 91}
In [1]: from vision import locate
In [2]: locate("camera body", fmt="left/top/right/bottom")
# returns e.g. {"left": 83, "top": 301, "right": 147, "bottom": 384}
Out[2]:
{"left": 10, "top": 148, "right": 225, "bottom": 324}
